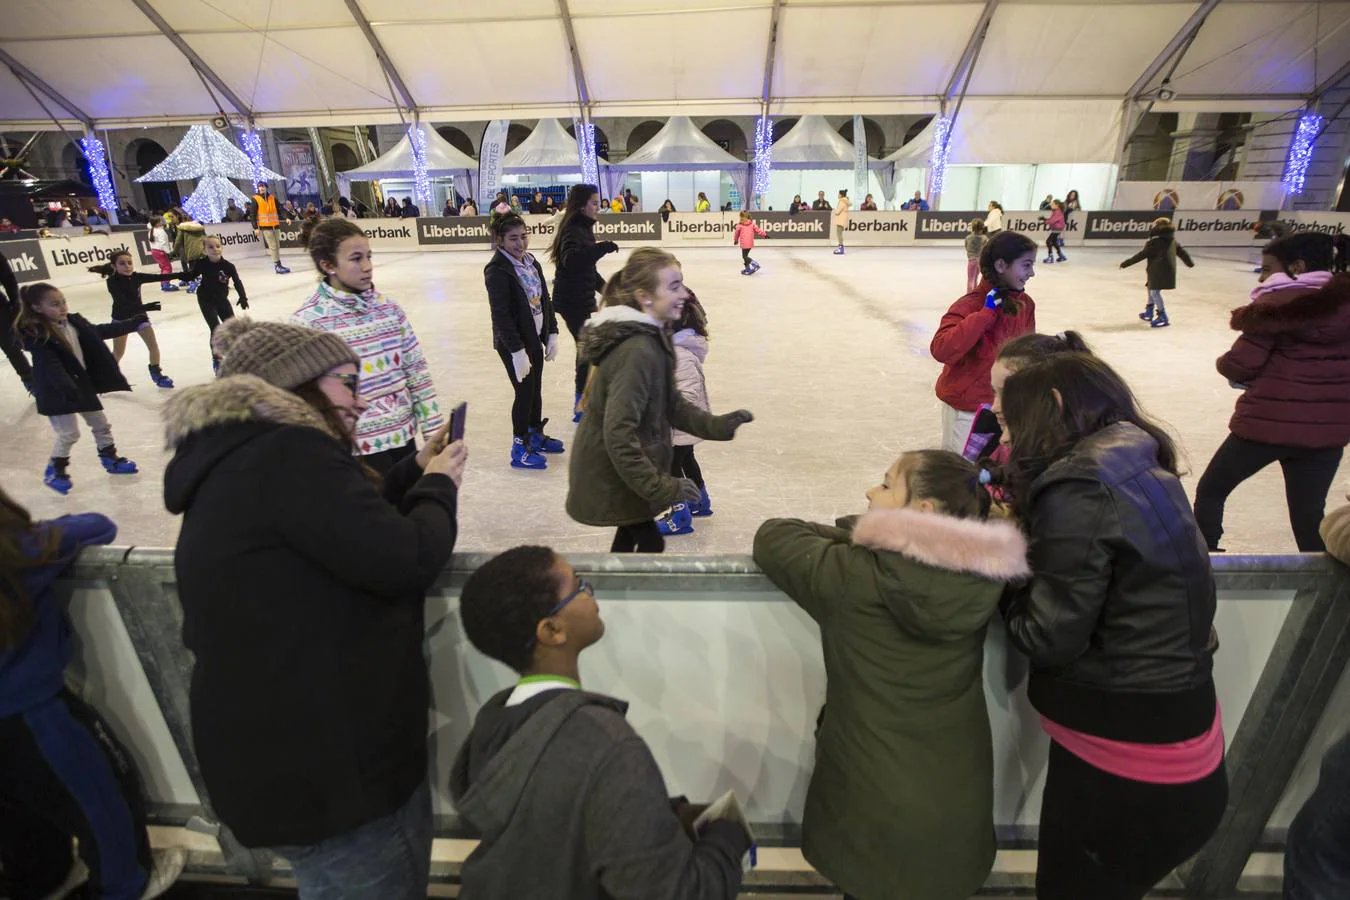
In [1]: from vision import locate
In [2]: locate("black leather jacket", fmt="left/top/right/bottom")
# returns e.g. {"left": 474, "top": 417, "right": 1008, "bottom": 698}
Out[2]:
{"left": 1001, "top": 422, "right": 1217, "bottom": 741}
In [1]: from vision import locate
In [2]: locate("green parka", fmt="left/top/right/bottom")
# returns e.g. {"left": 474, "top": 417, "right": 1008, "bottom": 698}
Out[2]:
{"left": 753, "top": 507, "right": 1030, "bottom": 900}
{"left": 566, "top": 305, "right": 739, "bottom": 526}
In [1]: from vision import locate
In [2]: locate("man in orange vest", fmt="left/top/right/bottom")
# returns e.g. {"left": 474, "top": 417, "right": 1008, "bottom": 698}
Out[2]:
{"left": 249, "top": 182, "right": 291, "bottom": 274}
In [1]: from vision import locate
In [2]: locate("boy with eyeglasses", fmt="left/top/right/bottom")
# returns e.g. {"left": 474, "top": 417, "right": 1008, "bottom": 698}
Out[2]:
{"left": 451, "top": 545, "right": 752, "bottom": 899}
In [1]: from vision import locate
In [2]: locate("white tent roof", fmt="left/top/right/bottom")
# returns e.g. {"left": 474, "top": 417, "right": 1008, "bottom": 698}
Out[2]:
{"left": 502, "top": 118, "right": 583, "bottom": 174}
{"left": 616, "top": 116, "right": 745, "bottom": 172}
{"left": 771, "top": 115, "right": 883, "bottom": 170}
{"left": 3, "top": 1, "right": 1347, "bottom": 161}
{"left": 337, "top": 127, "right": 475, "bottom": 182}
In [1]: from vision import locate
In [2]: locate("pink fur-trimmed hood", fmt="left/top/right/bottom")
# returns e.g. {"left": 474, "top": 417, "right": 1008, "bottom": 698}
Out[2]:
{"left": 852, "top": 508, "right": 1030, "bottom": 582}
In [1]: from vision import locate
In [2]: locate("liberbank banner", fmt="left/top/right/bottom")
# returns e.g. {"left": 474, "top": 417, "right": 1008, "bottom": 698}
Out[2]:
{"left": 132, "top": 223, "right": 265, "bottom": 266}
{"left": 415, "top": 214, "right": 663, "bottom": 249}
{"left": 916, "top": 211, "right": 1085, "bottom": 246}
{"left": 278, "top": 218, "right": 420, "bottom": 251}
{"left": 663, "top": 211, "right": 830, "bottom": 246}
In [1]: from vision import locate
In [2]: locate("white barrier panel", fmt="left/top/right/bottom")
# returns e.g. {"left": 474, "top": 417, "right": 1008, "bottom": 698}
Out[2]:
{"left": 663, "top": 210, "right": 833, "bottom": 247}
{"left": 277, "top": 217, "right": 421, "bottom": 251}
{"left": 1113, "top": 181, "right": 1285, "bottom": 211}
{"left": 915, "top": 211, "right": 1086, "bottom": 247}
{"left": 842, "top": 211, "right": 918, "bottom": 246}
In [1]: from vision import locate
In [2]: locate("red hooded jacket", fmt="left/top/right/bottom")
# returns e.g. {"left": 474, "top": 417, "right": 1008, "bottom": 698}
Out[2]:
{"left": 931, "top": 281, "right": 1037, "bottom": 411}
{"left": 1219, "top": 273, "right": 1350, "bottom": 448}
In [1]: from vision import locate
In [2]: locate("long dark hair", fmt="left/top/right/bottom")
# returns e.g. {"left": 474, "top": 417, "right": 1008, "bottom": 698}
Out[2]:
{"left": 0, "top": 487, "right": 61, "bottom": 652}
{"left": 1002, "top": 354, "right": 1179, "bottom": 508}
{"left": 900, "top": 450, "right": 991, "bottom": 520}
{"left": 88, "top": 249, "right": 133, "bottom": 277}
{"left": 14, "top": 282, "right": 63, "bottom": 344}
{"left": 979, "top": 231, "right": 1038, "bottom": 294}
{"left": 674, "top": 290, "right": 708, "bottom": 337}
{"left": 291, "top": 379, "right": 382, "bottom": 485}
{"left": 548, "top": 184, "right": 598, "bottom": 265}
{"left": 303, "top": 217, "right": 364, "bottom": 278}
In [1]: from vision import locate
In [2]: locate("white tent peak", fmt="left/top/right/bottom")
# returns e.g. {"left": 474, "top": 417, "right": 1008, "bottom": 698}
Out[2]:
{"left": 135, "top": 125, "right": 281, "bottom": 183}
{"left": 339, "top": 127, "right": 475, "bottom": 182}
{"left": 772, "top": 116, "right": 882, "bottom": 170}
{"left": 883, "top": 118, "right": 937, "bottom": 168}
{"left": 618, "top": 116, "right": 745, "bottom": 171}
{"left": 503, "top": 118, "right": 586, "bottom": 173}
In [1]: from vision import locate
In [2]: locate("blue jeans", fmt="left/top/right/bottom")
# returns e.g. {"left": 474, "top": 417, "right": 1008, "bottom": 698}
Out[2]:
{"left": 271, "top": 779, "right": 432, "bottom": 900}
{"left": 1147, "top": 288, "right": 1165, "bottom": 315}
{"left": 1286, "top": 731, "right": 1350, "bottom": 899}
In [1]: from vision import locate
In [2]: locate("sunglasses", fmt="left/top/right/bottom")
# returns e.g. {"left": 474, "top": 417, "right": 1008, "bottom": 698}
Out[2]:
{"left": 325, "top": 372, "right": 360, "bottom": 398}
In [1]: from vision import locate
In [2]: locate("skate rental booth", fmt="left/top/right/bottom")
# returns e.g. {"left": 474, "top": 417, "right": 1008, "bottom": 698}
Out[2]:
{"left": 4, "top": 0, "right": 1350, "bottom": 895}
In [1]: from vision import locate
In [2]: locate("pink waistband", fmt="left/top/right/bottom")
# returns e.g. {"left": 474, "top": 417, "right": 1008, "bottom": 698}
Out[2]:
{"left": 1040, "top": 705, "right": 1224, "bottom": 785}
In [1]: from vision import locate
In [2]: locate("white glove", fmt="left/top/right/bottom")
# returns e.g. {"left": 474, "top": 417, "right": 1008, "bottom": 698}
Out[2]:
{"left": 545, "top": 333, "right": 558, "bottom": 362}
{"left": 511, "top": 348, "right": 531, "bottom": 381}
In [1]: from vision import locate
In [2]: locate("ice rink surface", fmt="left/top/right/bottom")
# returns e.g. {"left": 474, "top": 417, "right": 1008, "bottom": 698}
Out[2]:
{"left": 2, "top": 241, "right": 1343, "bottom": 556}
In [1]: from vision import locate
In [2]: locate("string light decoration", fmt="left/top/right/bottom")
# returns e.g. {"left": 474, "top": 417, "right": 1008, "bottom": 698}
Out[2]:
{"left": 1282, "top": 111, "right": 1323, "bottom": 196}
{"left": 927, "top": 115, "right": 953, "bottom": 197}
{"left": 575, "top": 118, "right": 599, "bottom": 187}
{"left": 78, "top": 135, "right": 118, "bottom": 215}
{"left": 752, "top": 115, "right": 773, "bottom": 197}
{"left": 137, "top": 124, "right": 281, "bottom": 223}
{"left": 240, "top": 128, "right": 268, "bottom": 184}
{"left": 408, "top": 124, "right": 434, "bottom": 214}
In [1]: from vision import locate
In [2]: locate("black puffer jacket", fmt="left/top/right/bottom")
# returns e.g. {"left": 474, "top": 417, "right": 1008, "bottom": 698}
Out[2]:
{"left": 1120, "top": 222, "right": 1195, "bottom": 291}
{"left": 1000, "top": 422, "right": 1217, "bottom": 743}
{"left": 22, "top": 314, "right": 143, "bottom": 416}
{"left": 551, "top": 215, "right": 617, "bottom": 314}
{"left": 485, "top": 250, "right": 558, "bottom": 357}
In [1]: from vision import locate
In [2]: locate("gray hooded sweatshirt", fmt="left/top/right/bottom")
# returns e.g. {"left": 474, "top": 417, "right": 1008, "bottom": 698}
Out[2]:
{"left": 449, "top": 688, "right": 750, "bottom": 900}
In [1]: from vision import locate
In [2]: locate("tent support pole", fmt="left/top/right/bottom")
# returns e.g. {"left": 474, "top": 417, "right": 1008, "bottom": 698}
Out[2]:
{"left": 127, "top": 0, "right": 254, "bottom": 121}
{"left": 342, "top": 0, "right": 418, "bottom": 118}
{"left": 932, "top": 0, "right": 996, "bottom": 208}
{"left": 0, "top": 48, "right": 93, "bottom": 128}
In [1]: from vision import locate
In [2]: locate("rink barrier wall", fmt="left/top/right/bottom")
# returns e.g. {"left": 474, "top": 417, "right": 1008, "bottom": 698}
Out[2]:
{"left": 58, "top": 547, "right": 1350, "bottom": 895}
{"left": 3, "top": 209, "right": 1345, "bottom": 284}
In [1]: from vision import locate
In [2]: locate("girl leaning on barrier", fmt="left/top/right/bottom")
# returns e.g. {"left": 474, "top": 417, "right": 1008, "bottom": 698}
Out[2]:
{"left": 998, "top": 353, "right": 1226, "bottom": 900}
{"left": 162, "top": 318, "right": 465, "bottom": 900}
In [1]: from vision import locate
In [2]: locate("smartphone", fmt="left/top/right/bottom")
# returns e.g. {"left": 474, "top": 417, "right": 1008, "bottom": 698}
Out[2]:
{"left": 449, "top": 402, "right": 467, "bottom": 443}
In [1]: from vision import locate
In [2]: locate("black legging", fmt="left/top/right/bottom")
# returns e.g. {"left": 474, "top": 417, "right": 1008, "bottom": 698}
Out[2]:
{"left": 496, "top": 345, "right": 543, "bottom": 438}
{"left": 1035, "top": 741, "right": 1226, "bottom": 900}
{"left": 558, "top": 306, "right": 593, "bottom": 396}
{"left": 671, "top": 445, "right": 704, "bottom": 487}
{"left": 741, "top": 248, "right": 754, "bottom": 267}
{"left": 611, "top": 520, "right": 665, "bottom": 553}
{"left": 198, "top": 293, "right": 234, "bottom": 354}
{"left": 1046, "top": 233, "right": 1064, "bottom": 257}
{"left": 1194, "top": 433, "right": 1343, "bottom": 552}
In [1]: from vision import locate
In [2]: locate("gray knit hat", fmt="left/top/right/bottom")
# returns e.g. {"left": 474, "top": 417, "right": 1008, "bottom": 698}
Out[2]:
{"left": 213, "top": 317, "right": 359, "bottom": 390}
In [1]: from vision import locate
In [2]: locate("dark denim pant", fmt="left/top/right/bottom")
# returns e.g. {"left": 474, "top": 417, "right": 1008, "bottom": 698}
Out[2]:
{"left": 271, "top": 779, "right": 432, "bottom": 900}
{"left": 1285, "top": 731, "right": 1350, "bottom": 899}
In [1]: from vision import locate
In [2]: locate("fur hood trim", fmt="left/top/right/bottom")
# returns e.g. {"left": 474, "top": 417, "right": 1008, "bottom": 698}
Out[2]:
{"left": 852, "top": 508, "right": 1030, "bottom": 582}
{"left": 578, "top": 305, "right": 665, "bottom": 365}
{"left": 590, "top": 304, "right": 663, "bottom": 328}
{"left": 1230, "top": 273, "right": 1350, "bottom": 335}
{"left": 177, "top": 220, "right": 206, "bottom": 233}
{"left": 162, "top": 374, "right": 334, "bottom": 449}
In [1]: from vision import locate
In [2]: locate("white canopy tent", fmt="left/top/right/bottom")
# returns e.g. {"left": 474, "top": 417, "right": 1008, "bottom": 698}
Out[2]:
{"left": 2, "top": 1, "right": 1347, "bottom": 168}
{"left": 770, "top": 115, "right": 883, "bottom": 170}
{"left": 336, "top": 126, "right": 476, "bottom": 208}
{"left": 614, "top": 116, "right": 751, "bottom": 205}
{"left": 502, "top": 118, "right": 585, "bottom": 175}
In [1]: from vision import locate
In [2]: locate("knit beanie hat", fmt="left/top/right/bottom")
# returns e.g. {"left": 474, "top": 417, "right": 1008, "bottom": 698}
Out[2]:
{"left": 213, "top": 317, "right": 358, "bottom": 390}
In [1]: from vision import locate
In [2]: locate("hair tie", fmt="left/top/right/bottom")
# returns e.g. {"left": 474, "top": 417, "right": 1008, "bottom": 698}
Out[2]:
{"left": 1055, "top": 331, "right": 1067, "bottom": 341}
{"left": 979, "top": 469, "right": 992, "bottom": 485}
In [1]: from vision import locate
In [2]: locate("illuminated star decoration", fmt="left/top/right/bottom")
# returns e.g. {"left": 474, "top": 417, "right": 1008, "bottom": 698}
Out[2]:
{"left": 1282, "top": 112, "right": 1323, "bottom": 196}
{"left": 136, "top": 124, "right": 281, "bottom": 223}
{"left": 752, "top": 115, "right": 772, "bottom": 201}
{"left": 78, "top": 135, "right": 118, "bottom": 214}
{"left": 927, "top": 115, "right": 953, "bottom": 197}
{"left": 408, "top": 125, "right": 434, "bottom": 215}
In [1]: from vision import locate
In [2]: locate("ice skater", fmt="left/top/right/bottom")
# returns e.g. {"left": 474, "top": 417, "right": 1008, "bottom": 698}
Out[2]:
{"left": 832, "top": 189, "right": 851, "bottom": 254}
{"left": 187, "top": 235, "right": 249, "bottom": 374}
{"left": 931, "top": 231, "right": 1038, "bottom": 453}
{"left": 964, "top": 219, "right": 988, "bottom": 293}
{"left": 172, "top": 215, "right": 207, "bottom": 294}
{"left": 88, "top": 249, "right": 177, "bottom": 388}
{"left": 658, "top": 292, "right": 714, "bottom": 537}
{"left": 1042, "top": 200, "right": 1067, "bottom": 263}
{"left": 14, "top": 283, "right": 145, "bottom": 494}
{"left": 733, "top": 210, "right": 766, "bottom": 275}
{"left": 1120, "top": 217, "right": 1194, "bottom": 329}
{"left": 485, "top": 212, "right": 565, "bottom": 471}
{"left": 147, "top": 215, "right": 180, "bottom": 292}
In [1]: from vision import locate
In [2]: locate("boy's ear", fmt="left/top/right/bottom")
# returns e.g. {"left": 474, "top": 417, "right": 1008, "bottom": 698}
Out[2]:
{"left": 1289, "top": 259, "right": 1309, "bottom": 276}
{"left": 535, "top": 617, "right": 565, "bottom": 650}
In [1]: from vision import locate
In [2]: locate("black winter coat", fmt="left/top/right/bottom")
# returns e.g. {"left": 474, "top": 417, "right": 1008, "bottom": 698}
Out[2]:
{"left": 102, "top": 271, "right": 179, "bottom": 320}
{"left": 1000, "top": 422, "right": 1218, "bottom": 743}
{"left": 551, "top": 216, "right": 616, "bottom": 314}
{"left": 1121, "top": 224, "right": 1195, "bottom": 291}
{"left": 163, "top": 375, "right": 458, "bottom": 848}
{"left": 22, "top": 314, "right": 142, "bottom": 416}
{"left": 485, "top": 251, "right": 558, "bottom": 358}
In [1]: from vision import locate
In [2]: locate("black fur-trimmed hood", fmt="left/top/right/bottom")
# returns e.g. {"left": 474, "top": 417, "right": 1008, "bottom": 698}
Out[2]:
{"left": 1231, "top": 274, "right": 1350, "bottom": 341}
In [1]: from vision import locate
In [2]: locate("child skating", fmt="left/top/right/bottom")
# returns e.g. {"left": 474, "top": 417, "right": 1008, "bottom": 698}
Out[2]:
{"left": 1120, "top": 216, "right": 1194, "bottom": 328}
{"left": 147, "top": 215, "right": 179, "bottom": 292}
{"left": 15, "top": 283, "right": 145, "bottom": 494}
{"left": 187, "top": 235, "right": 249, "bottom": 374}
{"left": 1042, "top": 200, "right": 1067, "bottom": 263}
{"left": 832, "top": 189, "right": 851, "bottom": 254}
{"left": 964, "top": 219, "right": 988, "bottom": 293}
{"left": 733, "top": 211, "right": 766, "bottom": 275}
{"left": 172, "top": 216, "right": 207, "bottom": 293}
{"left": 89, "top": 249, "right": 178, "bottom": 387}
{"left": 658, "top": 292, "right": 714, "bottom": 536}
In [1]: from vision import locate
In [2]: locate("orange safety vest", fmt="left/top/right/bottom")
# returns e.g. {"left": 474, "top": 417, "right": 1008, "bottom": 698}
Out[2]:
{"left": 254, "top": 193, "right": 279, "bottom": 228}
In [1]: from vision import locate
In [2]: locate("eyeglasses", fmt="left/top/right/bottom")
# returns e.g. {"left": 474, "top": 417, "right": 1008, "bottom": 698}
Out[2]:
{"left": 325, "top": 372, "right": 360, "bottom": 398}
{"left": 547, "top": 578, "right": 592, "bottom": 617}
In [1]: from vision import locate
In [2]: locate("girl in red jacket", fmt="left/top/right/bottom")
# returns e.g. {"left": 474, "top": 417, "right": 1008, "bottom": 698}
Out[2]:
{"left": 931, "top": 231, "right": 1038, "bottom": 453}
{"left": 733, "top": 211, "right": 766, "bottom": 275}
{"left": 1194, "top": 232, "right": 1350, "bottom": 552}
